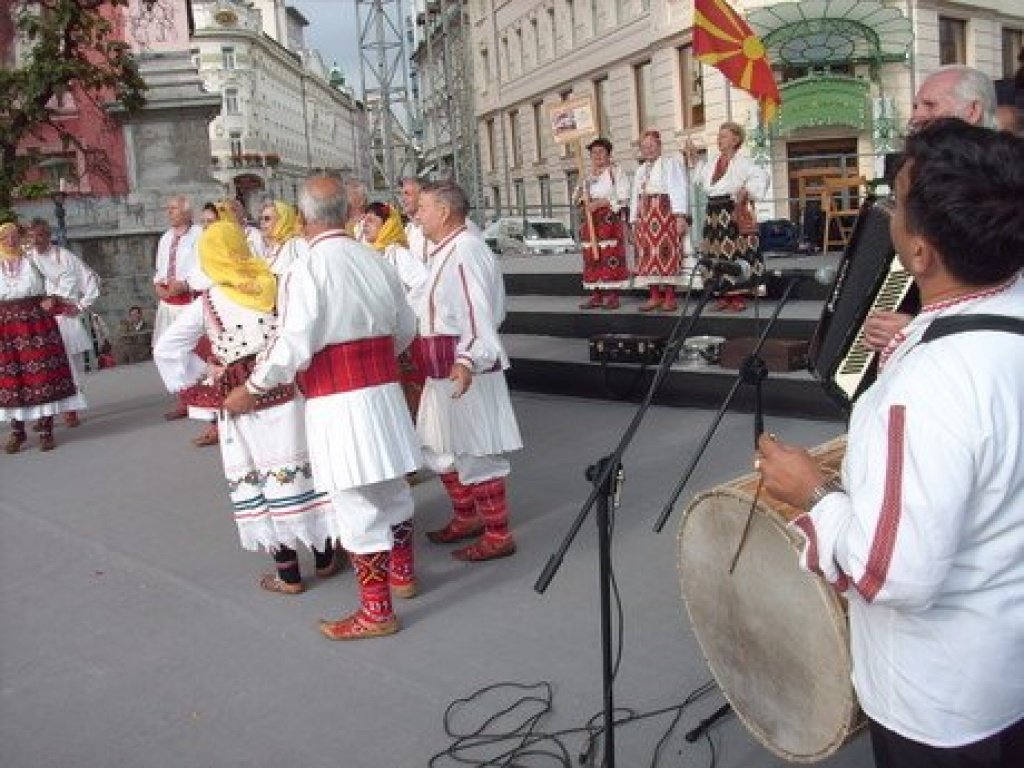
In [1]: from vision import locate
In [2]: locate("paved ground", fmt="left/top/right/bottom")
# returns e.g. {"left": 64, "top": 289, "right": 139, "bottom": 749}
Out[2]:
{"left": 0, "top": 364, "right": 873, "bottom": 768}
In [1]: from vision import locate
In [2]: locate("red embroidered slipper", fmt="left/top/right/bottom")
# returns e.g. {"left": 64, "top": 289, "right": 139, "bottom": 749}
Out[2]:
{"left": 319, "top": 610, "right": 399, "bottom": 640}
{"left": 426, "top": 519, "right": 483, "bottom": 544}
{"left": 452, "top": 536, "right": 517, "bottom": 562}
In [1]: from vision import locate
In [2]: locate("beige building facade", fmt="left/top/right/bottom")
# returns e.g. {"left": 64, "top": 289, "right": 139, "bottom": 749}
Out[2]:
{"left": 470, "top": 0, "right": 1023, "bottom": 227}
{"left": 191, "top": 0, "right": 368, "bottom": 212}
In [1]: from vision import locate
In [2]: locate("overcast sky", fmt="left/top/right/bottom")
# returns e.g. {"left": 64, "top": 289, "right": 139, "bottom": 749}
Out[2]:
{"left": 291, "top": 0, "right": 364, "bottom": 92}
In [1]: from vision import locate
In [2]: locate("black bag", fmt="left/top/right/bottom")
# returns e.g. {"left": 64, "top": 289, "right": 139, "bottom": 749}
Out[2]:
{"left": 589, "top": 334, "right": 667, "bottom": 365}
{"left": 758, "top": 219, "right": 799, "bottom": 252}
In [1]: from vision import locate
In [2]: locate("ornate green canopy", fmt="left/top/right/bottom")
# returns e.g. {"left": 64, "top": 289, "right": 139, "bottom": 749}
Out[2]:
{"left": 747, "top": 0, "right": 913, "bottom": 68}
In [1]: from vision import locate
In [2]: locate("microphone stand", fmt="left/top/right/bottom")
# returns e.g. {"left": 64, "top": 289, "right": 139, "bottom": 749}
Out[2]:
{"left": 535, "top": 272, "right": 728, "bottom": 768}
{"left": 650, "top": 275, "right": 801, "bottom": 742}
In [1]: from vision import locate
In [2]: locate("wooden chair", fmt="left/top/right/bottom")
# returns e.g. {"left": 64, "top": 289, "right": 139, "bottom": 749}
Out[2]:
{"left": 821, "top": 175, "right": 866, "bottom": 252}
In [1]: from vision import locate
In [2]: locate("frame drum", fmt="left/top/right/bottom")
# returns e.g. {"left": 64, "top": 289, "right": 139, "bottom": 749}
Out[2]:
{"left": 677, "top": 437, "right": 862, "bottom": 761}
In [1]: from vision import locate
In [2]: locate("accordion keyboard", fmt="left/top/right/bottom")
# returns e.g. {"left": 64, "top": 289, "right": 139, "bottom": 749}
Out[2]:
{"left": 833, "top": 255, "right": 914, "bottom": 401}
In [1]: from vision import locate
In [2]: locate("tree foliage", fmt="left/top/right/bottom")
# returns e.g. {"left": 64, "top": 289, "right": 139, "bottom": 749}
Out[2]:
{"left": 0, "top": 0, "right": 147, "bottom": 219}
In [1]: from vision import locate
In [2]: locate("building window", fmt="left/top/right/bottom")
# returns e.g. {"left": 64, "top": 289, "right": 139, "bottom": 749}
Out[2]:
{"left": 547, "top": 7, "right": 557, "bottom": 56}
{"left": 640, "top": 0, "right": 649, "bottom": 12}
{"left": 594, "top": 75, "right": 611, "bottom": 134}
{"left": 678, "top": 45, "right": 705, "bottom": 128}
{"left": 538, "top": 175, "right": 552, "bottom": 217}
{"left": 490, "top": 185, "right": 502, "bottom": 216}
{"left": 480, "top": 47, "right": 490, "bottom": 84}
{"left": 531, "top": 17, "right": 541, "bottom": 63}
{"left": 559, "top": 90, "right": 573, "bottom": 157}
{"left": 532, "top": 101, "right": 544, "bottom": 162}
{"left": 566, "top": 0, "right": 576, "bottom": 48}
{"left": 634, "top": 59, "right": 655, "bottom": 134}
{"left": 1003, "top": 28, "right": 1023, "bottom": 79}
{"left": 229, "top": 130, "right": 243, "bottom": 159}
{"left": 501, "top": 36, "right": 510, "bottom": 80}
{"left": 222, "top": 46, "right": 236, "bottom": 70}
{"left": 513, "top": 179, "right": 526, "bottom": 215}
{"left": 485, "top": 117, "right": 497, "bottom": 172}
{"left": 515, "top": 27, "right": 524, "bottom": 73}
{"left": 590, "top": 0, "right": 599, "bottom": 36}
{"left": 939, "top": 17, "right": 967, "bottom": 65}
{"left": 224, "top": 87, "right": 240, "bottom": 115}
{"left": 509, "top": 109, "right": 522, "bottom": 168}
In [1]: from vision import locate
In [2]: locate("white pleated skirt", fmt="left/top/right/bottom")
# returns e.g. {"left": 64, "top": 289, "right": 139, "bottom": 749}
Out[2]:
{"left": 303, "top": 382, "right": 422, "bottom": 492}
{"left": 416, "top": 370, "right": 523, "bottom": 457}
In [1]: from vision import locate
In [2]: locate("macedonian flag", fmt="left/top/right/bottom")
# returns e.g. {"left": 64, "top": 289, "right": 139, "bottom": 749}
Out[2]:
{"left": 693, "top": 0, "right": 781, "bottom": 120}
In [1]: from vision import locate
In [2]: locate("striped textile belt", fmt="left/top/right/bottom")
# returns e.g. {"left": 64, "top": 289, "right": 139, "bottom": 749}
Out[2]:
{"left": 297, "top": 336, "right": 399, "bottom": 399}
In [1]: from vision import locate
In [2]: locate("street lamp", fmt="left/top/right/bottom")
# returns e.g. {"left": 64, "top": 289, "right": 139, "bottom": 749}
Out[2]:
{"left": 37, "top": 157, "right": 72, "bottom": 247}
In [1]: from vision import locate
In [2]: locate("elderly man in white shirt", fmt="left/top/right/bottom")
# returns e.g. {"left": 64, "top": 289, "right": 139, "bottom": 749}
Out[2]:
{"left": 224, "top": 176, "right": 422, "bottom": 641}
{"left": 26, "top": 218, "right": 100, "bottom": 428}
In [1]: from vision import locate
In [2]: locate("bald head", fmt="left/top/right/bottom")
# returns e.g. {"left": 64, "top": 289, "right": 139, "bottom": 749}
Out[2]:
{"left": 298, "top": 176, "right": 348, "bottom": 234}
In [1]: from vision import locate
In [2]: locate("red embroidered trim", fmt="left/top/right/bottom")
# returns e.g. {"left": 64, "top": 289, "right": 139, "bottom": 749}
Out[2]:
{"left": 856, "top": 404, "right": 906, "bottom": 602}
{"left": 919, "top": 274, "right": 1018, "bottom": 314}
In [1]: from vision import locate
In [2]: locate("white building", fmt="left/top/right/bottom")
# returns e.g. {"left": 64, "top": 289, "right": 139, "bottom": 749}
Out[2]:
{"left": 469, "top": 0, "right": 1023, "bottom": 229}
{"left": 191, "top": 0, "right": 369, "bottom": 212}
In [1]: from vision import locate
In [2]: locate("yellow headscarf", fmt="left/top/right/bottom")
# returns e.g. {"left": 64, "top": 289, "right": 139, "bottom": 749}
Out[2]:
{"left": 0, "top": 222, "right": 21, "bottom": 262}
{"left": 198, "top": 221, "right": 277, "bottom": 314}
{"left": 269, "top": 200, "right": 301, "bottom": 245}
{"left": 371, "top": 205, "right": 408, "bottom": 251}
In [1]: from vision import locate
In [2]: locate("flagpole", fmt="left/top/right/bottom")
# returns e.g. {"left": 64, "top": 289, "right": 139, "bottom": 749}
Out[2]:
{"left": 724, "top": 78, "right": 733, "bottom": 122}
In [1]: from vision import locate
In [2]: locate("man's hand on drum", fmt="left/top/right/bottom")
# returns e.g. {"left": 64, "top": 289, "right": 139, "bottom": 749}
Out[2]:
{"left": 756, "top": 434, "right": 826, "bottom": 510}
{"left": 862, "top": 310, "right": 913, "bottom": 351}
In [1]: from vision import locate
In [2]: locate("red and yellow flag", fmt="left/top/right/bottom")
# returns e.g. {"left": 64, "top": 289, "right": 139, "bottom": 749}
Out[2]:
{"left": 693, "top": 0, "right": 781, "bottom": 121}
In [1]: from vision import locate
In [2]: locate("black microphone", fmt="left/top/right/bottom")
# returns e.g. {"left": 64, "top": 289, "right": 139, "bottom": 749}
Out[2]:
{"left": 764, "top": 264, "right": 838, "bottom": 286}
{"left": 698, "top": 256, "right": 752, "bottom": 282}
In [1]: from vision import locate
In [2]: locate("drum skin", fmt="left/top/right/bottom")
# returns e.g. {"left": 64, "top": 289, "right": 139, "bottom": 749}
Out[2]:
{"left": 677, "top": 439, "right": 863, "bottom": 762}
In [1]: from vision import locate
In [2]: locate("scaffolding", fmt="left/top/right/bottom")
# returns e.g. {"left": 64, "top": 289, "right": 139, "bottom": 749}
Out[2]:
{"left": 412, "top": 0, "right": 482, "bottom": 211}
{"left": 356, "top": 0, "right": 419, "bottom": 193}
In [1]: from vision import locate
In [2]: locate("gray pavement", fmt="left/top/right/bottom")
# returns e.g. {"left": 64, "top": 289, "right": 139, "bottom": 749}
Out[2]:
{"left": 0, "top": 363, "right": 872, "bottom": 768}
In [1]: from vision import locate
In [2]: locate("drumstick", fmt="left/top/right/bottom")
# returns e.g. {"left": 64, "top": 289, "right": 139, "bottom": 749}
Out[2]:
{"left": 729, "top": 475, "right": 764, "bottom": 574}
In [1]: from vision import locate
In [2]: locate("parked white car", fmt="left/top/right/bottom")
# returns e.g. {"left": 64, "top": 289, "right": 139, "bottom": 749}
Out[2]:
{"left": 482, "top": 217, "right": 577, "bottom": 255}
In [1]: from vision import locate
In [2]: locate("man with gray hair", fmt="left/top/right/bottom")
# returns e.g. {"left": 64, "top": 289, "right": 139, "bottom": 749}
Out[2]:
{"left": 153, "top": 194, "right": 202, "bottom": 420}
{"left": 864, "top": 64, "right": 999, "bottom": 352}
{"left": 223, "top": 175, "right": 423, "bottom": 641}
{"left": 26, "top": 217, "right": 100, "bottom": 429}
{"left": 413, "top": 180, "right": 523, "bottom": 562}
{"left": 907, "top": 64, "right": 998, "bottom": 132}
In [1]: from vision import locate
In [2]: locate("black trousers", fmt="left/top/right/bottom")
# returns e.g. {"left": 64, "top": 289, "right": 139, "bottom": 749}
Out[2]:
{"left": 869, "top": 717, "right": 1024, "bottom": 768}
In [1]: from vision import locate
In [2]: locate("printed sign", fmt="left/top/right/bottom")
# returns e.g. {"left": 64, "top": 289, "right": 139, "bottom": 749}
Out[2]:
{"left": 549, "top": 96, "right": 597, "bottom": 144}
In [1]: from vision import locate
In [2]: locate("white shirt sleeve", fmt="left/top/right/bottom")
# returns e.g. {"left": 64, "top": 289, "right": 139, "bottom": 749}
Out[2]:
{"left": 153, "top": 300, "right": 207, "bottom": 393}
{"left": 247, "top": 259, "right": 321, "bottom": 392}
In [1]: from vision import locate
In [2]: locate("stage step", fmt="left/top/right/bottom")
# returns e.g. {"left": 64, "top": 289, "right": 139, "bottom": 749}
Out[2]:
{"left": 496, "top": 251, "right": 846, "bottom": 421}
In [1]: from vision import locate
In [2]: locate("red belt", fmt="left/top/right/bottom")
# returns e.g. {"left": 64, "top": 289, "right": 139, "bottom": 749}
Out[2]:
{"left": 162, "top": 293, "right": 197, "bottom": 306}
{"left": 411, "top": 335, "right": 459, "bottom": 379}
{"left": 411, "top": 335, "right": 500, "bottom": 378}
{"left": 297, "top": 336, "right": 399, "bottom": 399}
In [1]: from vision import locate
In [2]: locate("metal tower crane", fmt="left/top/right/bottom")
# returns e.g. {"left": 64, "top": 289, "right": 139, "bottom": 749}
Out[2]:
{"left": 356, "top": 0, "right": 419, "bottom": 193}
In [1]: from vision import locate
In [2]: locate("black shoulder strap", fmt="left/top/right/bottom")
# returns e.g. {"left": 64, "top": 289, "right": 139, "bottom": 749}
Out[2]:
{"left": 921, "top": 314, "right": 1024, "bottom": 344}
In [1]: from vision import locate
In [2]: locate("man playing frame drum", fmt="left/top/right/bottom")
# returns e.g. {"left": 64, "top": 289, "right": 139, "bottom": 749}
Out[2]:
{"left": 759, "top": 120, "right": 1024, "bottom": 767}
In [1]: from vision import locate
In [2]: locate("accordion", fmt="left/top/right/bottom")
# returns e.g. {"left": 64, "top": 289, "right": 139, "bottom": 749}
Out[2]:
{"left": 808, "top": 198, "right": 918, "bottom": 411}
